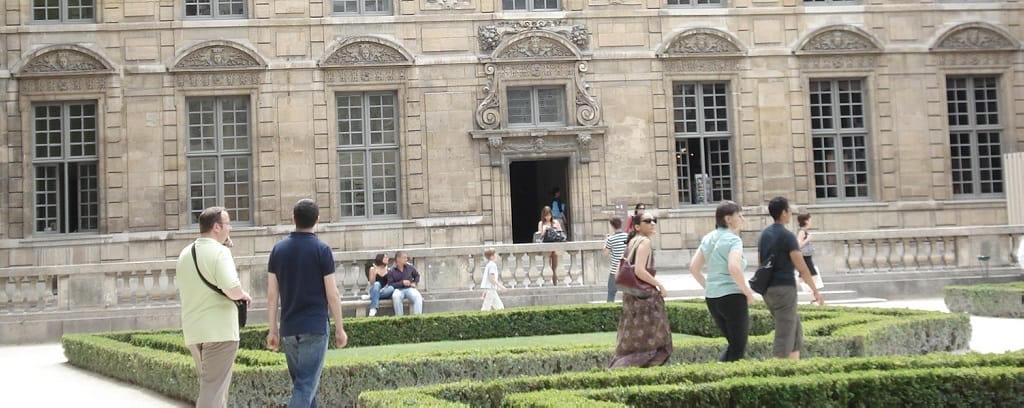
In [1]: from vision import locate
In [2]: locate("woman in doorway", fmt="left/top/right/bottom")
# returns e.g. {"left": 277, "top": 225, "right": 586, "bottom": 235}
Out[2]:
{"left": 366, "top": 253, "right": 394, "bottom": 317}
{"left": 609, "top": 212, "right": 671, "bottom": 368}
{"left": 689, "top": 201, "right": 753, "bottom": 362}
{"left": 537, "top": 206, "right": 564, "bottom": 285}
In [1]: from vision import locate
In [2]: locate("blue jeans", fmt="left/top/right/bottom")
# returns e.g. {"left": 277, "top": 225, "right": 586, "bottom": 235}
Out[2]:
{"left": 369, "top": 282, "right": 395, "bottom": 309}
{"left": 282, "top": 333, "right": 328, "bottom": 408}
{"left": 392, "top": 287, "right": 423, "bottom": 315}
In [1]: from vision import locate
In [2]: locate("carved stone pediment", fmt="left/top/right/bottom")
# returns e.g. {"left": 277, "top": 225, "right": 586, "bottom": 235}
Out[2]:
{"left": 21, "top": 49, "right": 110, "bottom": 76}
{"left": 324, "top": 68, "right": 408, "bottom": 83}
{"left": 497, "top": 36, "right": 576, "bottom": 59}
{"left": 933, "top": 25, "right": 1018, "bottom": 52}
{"left": 479, "top": 20, "right": 590, "bottom": 54}
{"left": 660, "top": 29, "right": 743, "bottom": 57}
{"left": 322, "top": 42, "right": 410, "bottom": 66}
{"left": 174, "top": 46, "right": 262, "bottom": 70}
{"left": 797, "top": 26, "right": 882, "bottom": 54}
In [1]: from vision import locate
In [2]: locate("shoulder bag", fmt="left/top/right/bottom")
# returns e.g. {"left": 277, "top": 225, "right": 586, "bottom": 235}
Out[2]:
{"left": 192, "top": 243, "right": 248, "bottom": 327}
{"left": 542, "top": 226, "right": 567, "bottom": 242}
{"left": 615, "top": 237, "right": 656, "bottom": 299}
{"left": 748, "top": 235, "right": 785, "bottom": 296}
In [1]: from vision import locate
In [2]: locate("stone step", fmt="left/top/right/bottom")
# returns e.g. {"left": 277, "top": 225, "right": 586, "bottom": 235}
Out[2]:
{"left": 797, "top": 289, "right": 860, "bottom": 302}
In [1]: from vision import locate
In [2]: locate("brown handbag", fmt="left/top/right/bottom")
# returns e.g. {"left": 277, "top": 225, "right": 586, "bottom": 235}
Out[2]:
{"left": 615, "top": 238, "right": 657, "bottom": 299}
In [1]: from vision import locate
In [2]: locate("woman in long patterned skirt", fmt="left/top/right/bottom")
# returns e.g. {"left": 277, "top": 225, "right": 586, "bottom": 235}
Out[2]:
{"left": 609, "top": 212, "right": 673, "bottom": 368}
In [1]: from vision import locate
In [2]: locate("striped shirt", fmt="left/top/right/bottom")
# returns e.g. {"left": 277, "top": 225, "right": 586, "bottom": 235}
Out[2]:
{"left": 604, "top": 231, "right": 628, "bottom": 275}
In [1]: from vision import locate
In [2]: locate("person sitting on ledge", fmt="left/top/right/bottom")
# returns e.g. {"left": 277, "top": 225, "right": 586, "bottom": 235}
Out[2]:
{"left": 386, "top": 251, "right": 423, "bottom": 316}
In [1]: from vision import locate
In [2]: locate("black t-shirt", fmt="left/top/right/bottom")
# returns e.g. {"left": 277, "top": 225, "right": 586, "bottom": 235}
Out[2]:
{"left": 758, "top": 223, "right": 799, "bottom": 287}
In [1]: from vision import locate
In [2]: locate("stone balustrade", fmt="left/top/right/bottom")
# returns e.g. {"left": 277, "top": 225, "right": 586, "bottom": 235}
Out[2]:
{"left": 0, "top": 241, "right": 605, "bottom": 316}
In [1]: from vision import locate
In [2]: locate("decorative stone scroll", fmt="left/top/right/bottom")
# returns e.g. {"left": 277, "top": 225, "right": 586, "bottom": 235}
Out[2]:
{"left": 474, "top": 61, "right": 601, "bottom": 130}
{"left": 19, "top": 76, "right": 109, "bottom": 94}
{"left": 479, "top": 20, "right": 590, "bottom": 53}
{"left": 21, "top": 49, "right": 109, "bottom": 75}
{"left": 174, "top": 72, "right": 261, "bottom": 88}
{"left": 325, "top": 68, "right": 408, "bottom": 83}
{"left": 799, "top": 55, "right": 878, "bottom": 71}
{"left": 663, "top": 58, "right": 741, "bottom": 73}
{"left": 659, "top": 29, "right": 744, "bottom": 57}
{"left": 936, "top": 52, "right": 1016, "bottom": 68}
{"left": 471, "top": 128, "right": 605, "bottom": 166}
{"left": 173, "top": 46, "right": 262, "bottom": 70}
{"left": 423, "top": 0, "right": 472, "bottom": 10}
{"left": 796, "top": 26, "right": 882, "bottom": 54}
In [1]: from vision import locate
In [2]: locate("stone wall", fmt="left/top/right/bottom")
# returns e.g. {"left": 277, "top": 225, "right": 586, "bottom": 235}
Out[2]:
{"left": 0, "top": 1, "right": 1022, "bottom": 268}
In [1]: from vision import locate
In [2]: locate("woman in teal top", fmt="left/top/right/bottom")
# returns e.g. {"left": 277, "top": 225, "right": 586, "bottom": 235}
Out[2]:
{"left": 688, "top": 201, "right": 752, "bottom": 361}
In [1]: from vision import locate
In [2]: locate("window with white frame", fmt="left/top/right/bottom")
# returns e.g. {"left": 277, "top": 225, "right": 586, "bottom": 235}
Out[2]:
{"left": 947, "top": 76, "right": 1003, "bottom": 196}
{"left": 810, "top": 79, "right": 870, "bottom": 200}
{"left": 336, "top": 92, "right": 400, "bottom": 218}
{"left": 331, "top": 0, "right": 392, "bottom": 15}
{"left": 502, "top": 0, "right": 560, "bottom": 11}
{"left": 507, "top": 86, "right": 565, "bottom": 127}
{"left": 186, "top": 96, "right": 252, "bottom": 224}
{"left": 32, "top": 102, "right": 99, "bottom": 234}
{"left": 667, "top": 0, "right": 722, "bottom": 6}
{"left": 184, "top": 0, "right": 246, "bottom": 18}
{"left": 672, "top": 82, "right": 733, "bottom": 205}
{"left": 33, "top": 0, "right": 95, "bottom": 22}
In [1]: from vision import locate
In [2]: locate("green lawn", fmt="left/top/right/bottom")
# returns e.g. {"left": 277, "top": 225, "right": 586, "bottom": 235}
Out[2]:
{"left": 326, "top": 332, "right": 698, "bottom": 360}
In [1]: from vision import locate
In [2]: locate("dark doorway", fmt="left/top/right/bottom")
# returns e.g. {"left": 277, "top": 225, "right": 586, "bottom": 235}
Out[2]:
{"left": 509, "top": 159, "right": 570, "bottom": 243}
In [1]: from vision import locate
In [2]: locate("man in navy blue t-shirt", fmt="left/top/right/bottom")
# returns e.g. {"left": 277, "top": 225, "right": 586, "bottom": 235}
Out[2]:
{"left": 266, "top": 199, "right": 348, "bottom": 407}
{"left": 757, "top": 196, "right": 823, "bottom": 361}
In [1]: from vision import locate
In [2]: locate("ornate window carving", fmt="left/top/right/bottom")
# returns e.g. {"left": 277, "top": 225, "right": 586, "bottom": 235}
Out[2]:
{"left": 15, "top": 46, "right": 112, "bottom": 94}
{"left": 794, "top": 25, "right": 882, "bottom": 71}
{"left": 931, "top": 23, "right": 1019, "bottom": 67}
{"left": 319, "top": 37, "right": 412, "bottom": 85}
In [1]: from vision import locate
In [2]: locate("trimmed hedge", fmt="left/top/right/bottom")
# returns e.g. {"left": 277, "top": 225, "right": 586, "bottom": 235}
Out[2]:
{"left": 63, "top": 301, "right": 969, "bottom": 407}
{"left": 360, "top": 352, "right": 1024, "bottom": 407}
{"left": 945, "top": 281, "right": 1024, "bottom": 318}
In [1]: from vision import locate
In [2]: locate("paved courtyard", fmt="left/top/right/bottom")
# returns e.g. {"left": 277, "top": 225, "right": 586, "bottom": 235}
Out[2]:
{"left": 2, "top": 275, "right": 1022, "bottom": 407}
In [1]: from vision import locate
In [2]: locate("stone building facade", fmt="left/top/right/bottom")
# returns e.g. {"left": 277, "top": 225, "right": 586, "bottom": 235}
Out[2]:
{"left": 1, "top": 1, "right": 1022, "bottom": 267}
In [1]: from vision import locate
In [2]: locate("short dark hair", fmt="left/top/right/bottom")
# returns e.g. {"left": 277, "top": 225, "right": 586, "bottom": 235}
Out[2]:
{"left": 797, "top": 213, "right": 811, "bottom": 227}
{"left": 768, "top": 196, "right": 789, "bottom": 221}
{"left": 293, "top": 199, "right": 319, "bottom": 229}
{"left": 198, "top": 207, "right": 226, "bottom": 234}
{"left": 714, "top": 201, "right": 742, "bottom": 229}
{"left": 609, "top": 216, "right": 622, "bottom": 229}
{"left": 373, "top": 253, "right": 387, "bottom": 266}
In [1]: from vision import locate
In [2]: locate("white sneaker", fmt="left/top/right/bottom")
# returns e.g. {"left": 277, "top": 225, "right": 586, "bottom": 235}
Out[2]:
{"left": 360, "top": 294, "right": 369, "bottom": 300}
{"left": 368, "top": 308, "right": 377, "bottom": 317}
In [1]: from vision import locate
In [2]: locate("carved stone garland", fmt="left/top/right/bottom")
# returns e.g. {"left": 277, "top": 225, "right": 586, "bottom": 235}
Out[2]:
{"left": 22, "top": 50, "right": 107, "bottom": 74}
{"left": 663, "top": 32, "right": 741, "bottom": 56}
{"left": 796, "top": 28, "right": 881, "bottom": 70}
{"left": 322, "top": 41, "right": 409, "bottom": 66}
{"left": 932, "top": 26, "right": 1018, "bottom": 67}
{"left": 174, "top": 46, "right": 261, "bottom": 70}
{"left": 478, "top": 20, "right": 590, "bottom": 53}
{"left": 474, "top": 61, "right": 601, "bottom": 130}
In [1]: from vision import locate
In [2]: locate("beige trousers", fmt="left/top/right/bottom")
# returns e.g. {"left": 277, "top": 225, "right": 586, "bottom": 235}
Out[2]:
{"left": 187, "top": 340, "right": 239, "bottom": 408}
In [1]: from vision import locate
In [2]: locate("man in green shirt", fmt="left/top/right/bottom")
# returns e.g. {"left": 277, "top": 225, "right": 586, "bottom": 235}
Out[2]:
{"left": 176, "top": 207, "right": 252, "bottom": 408}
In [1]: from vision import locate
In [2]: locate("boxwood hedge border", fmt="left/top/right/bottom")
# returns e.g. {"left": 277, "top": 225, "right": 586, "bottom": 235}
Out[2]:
{"left": 945, "top": 281, "right": 1024, "bottom": 318}
{"left": 62, "top": 300, "right": 969, "bottom": 407}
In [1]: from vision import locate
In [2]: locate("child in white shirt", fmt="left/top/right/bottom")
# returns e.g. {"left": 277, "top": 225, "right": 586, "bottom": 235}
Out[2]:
{"left": 481, "top": 248, "right": 508, "bottom": 310}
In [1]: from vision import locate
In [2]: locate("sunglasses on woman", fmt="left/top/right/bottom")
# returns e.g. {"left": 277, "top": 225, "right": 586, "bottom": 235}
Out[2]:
{"left": 641, "top": 218, "right": 657, "bottom": 224}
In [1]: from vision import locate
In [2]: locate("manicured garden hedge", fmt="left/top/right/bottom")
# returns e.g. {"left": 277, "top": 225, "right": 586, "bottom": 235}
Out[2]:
{"left": 63, "top": 301, "right": 969, "bottom": 407}
{"left": 360, "top": 352, "right": 1024, "bottom": 407}
{"left": 945, "top": 281, "right": 1024, "bottom": 318}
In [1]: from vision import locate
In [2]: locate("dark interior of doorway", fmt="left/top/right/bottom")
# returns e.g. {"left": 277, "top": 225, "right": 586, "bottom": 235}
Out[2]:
{"left": 509, "top": 158, "right": 569, "bottom": 244}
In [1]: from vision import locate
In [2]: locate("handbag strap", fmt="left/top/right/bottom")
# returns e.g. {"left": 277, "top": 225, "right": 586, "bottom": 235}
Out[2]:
{"left": 191, "top": 242, "right": 231, "bottom": 300}
{"left": 627, "top": 237, "right": 653, "bottom": 270}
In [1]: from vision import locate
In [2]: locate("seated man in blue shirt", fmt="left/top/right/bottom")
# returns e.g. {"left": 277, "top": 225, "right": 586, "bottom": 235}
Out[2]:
{"left": 386, "top": 251, "right": 423, "bottom": 315}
